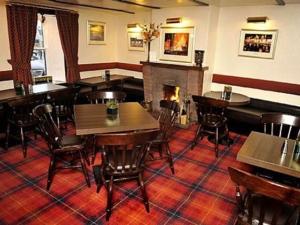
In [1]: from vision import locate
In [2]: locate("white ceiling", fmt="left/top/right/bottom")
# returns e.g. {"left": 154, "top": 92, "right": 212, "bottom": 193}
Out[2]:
{"left": 8, "top": 0, "right": 300, "bottom": 14}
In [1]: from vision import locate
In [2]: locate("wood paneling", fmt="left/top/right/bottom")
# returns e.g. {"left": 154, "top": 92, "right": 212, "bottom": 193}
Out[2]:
{"left": 117, "top": 62, "right": 142, "bottom": 72}
{"left": 213, "top": 74, "right": 300, "bottom": 96}
{"left": 0, "top": 70, "right": 13, "bottom": 81}
{"left": 78, "top": 62, "right": 117, "bottom": 72}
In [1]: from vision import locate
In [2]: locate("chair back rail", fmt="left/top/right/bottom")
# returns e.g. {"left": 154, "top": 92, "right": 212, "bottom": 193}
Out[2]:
{"left": 192, "top": 95, "right": 229, "bottom": 122}
{"left": 262, "top": 113, "right": 300, "bottom": 139}
{"left": 95, "top": 130, "right": 159, "bottom": 175}
{"left": 86, "top": 91, "right": 126, "bottom": 104}
{"left": 33, "top": 104, "right": 62, "bottom": 150}
{"left": 228, "top": 167, "right": 300, "bottom": 225}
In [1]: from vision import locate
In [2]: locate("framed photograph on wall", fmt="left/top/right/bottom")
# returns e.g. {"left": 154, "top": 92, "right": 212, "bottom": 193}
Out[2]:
{"left": 128, "top": 32, "right": 145, "bottom": 51}
{"left": 159, "top": 26, "right": 194, "bottom": 63}
{"left": 238, "top": 29, "right": 278, "bottom": 59}
{"left": 87, "top": 21, "right": 106, "bottom": 45}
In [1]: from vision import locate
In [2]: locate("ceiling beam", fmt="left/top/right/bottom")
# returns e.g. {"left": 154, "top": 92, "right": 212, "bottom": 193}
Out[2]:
{"left": 48, "top": 0, "right": 135, "bottom": 14}
{"left": 190, "top": 0, "right": 209, "bottom": 6}
{"left": 112, "top": 0, "right": 161, "bottom": 9}
{"left": 275, "top": 0, "right": 286, "bottom": 5}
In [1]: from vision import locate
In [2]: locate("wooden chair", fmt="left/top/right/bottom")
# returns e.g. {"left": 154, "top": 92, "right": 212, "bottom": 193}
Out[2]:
{"left": 228, "top": 167, "right": 300, "bottom": 225}
{"left": 93, "top": 129, "right": 159, "bottom": 221}
{"left": 191, "top": 95, "right": 230, "bottom": 158}
{"left": 5, "top": 94, "right": 46, "bottom": 157}
{"left": 147, "top": 100, "right": 180, "bottom": 174}
{"left": 261, "top": 113, "right": 300, "bottom": 139}
{"left": 47, "top": 87, "right": 78, "bottom": 131}
{"left": 86, "top": 90, "right": 126, "bottom": 104}
{"left": 86, "top": 90, "right": 127, "bottom": 164}
{"left": 33, "top": 104, "right": 90, "bottom": 191}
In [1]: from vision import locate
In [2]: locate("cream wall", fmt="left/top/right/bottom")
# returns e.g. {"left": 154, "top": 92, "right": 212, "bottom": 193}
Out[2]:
{"left": 0, "top": 2, "right": 14, "bottom": 89}
{"left": 212, "top": 5, "right": 300, "bottom": 105}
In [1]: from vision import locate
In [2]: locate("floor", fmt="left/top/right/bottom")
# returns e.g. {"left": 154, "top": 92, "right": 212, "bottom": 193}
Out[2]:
{"left": 0, "top": 124, "right": 249, "bottom": 225}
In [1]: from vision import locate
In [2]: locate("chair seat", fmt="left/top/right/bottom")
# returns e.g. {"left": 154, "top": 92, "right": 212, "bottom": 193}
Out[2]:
{"left": 53, "top": 135, "right": 84, "bottom": 153}
{"left": 202, "top": 114, "right": 227, "bottom": 127}
{"left": 8, "top": 116, "right": 39, "bottom": 127}
{"left": 238, "top": 194, "right": 298, "bottom": 225}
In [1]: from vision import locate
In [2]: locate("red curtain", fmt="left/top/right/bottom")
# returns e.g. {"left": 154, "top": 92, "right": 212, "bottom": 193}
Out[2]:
{"left": 6, "top": 5, "right": 38, "bottom": 86}
{"left": 56, "top": 11, "right": 80, "bottom": 84}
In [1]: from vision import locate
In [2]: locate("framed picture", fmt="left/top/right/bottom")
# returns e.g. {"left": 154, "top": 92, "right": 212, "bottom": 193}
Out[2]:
{"left": 159, "top": 26, "right": 194, "bottom": 63}
{"left": 87, "top": 21, "right": 106, "bottom": 45}
{"left": 238, "top": 29, "right": 278, "bottom": 59}
{"left": 128, "top": 32, "right": 145, "bottom": 51}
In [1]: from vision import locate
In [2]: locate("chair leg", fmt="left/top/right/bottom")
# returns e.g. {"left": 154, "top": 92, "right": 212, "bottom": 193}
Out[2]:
{"left": 215, "top": 127, "right": 219, "bottom": 158}
{"left": 191, "top": 124, "right": 202, "bottom": 149}
{"left": 79, "top": 151, "right": 90, "bottom": 187}
{"left": 91, "top": 136, "right": 97, "bottom": 164}
{"left": 93, "top": 166, "right": 103, "bottom": 193}
{"left": 106, "top": 176, "right": 113, "bottom": 221}
{"left": 20, "top": 127, "right": 27, "bottom": 158}
{"left": 164, "top": 142, "right": 175, "bottom": 174}
{"left": 5, "top": 123, "right": 10, "bottom": 150}
{"left": 47, "top": 154, "right": 56, "bottom": 190}
{"left": 138, "top": 173, "right": 150, "bottom": 212}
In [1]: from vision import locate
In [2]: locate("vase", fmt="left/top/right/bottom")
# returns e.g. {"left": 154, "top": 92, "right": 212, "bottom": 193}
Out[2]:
{"left": 147, "top": 42, "right": 151, "bottom": 62}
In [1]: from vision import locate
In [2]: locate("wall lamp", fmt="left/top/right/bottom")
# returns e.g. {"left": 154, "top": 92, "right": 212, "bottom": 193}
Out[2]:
{"left": 166, "top": 17, "right": 182, "bottom": 24}
{"left": 247, "top": 16, "right": 268, "bottom": 23}
{"left": 127, "top": 23, "right": 139, "bottom": 28}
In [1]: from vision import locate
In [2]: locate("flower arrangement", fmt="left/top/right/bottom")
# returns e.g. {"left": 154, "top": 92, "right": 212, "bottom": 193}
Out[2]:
{"left": 140, "top": 23, "right": 161, "bottom": 61}
{"left": 106, "top": 99, "right": 119, "bottom": 114}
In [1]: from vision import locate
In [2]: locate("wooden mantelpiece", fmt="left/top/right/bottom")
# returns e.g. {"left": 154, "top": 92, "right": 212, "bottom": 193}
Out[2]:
{"left": 141, "top": 61, "right": 209, "bottom": 121}
{"left": 140, "top": 61, "right": 209, "bottom": 71}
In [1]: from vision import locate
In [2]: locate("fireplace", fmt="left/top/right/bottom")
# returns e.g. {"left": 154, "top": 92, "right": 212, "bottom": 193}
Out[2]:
{"left": 163, "top": 83, "right": 180, "bottom": 102}
{"left": 141, "top": 61, "right": 208, "bottom": 121}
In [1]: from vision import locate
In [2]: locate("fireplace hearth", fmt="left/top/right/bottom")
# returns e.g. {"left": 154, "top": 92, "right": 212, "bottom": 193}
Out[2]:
{"left": 141, "top": 61, "right": 208, "bottom": 121}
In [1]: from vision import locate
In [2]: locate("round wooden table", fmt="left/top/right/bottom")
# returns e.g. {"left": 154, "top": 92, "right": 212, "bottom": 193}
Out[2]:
{"left": 204, "top": 91, "right": 250, "bottom": 106}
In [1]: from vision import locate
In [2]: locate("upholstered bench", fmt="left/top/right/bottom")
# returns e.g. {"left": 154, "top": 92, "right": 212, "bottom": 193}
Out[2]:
{"left": 226, "top": 98, "right": 300, "bottom": 133}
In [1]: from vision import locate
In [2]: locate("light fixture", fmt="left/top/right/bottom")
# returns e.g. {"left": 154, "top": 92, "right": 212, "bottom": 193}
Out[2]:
{"left": 127, "top": 23, "right": 139, "bottom": 28}
{"left": 247, "top": 16, "right": 268, "bottom": 23}
{"left": 166, "top": 17, "right": 182, "bottom": 24}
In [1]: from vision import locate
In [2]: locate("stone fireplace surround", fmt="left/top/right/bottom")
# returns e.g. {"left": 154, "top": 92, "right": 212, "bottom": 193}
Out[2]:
{"left": 141, "top": 61, "right": 208, "bottom": 121}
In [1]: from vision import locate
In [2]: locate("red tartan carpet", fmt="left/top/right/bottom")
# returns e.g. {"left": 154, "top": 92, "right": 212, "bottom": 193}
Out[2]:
{"left": 0, "top": 124, "right": 248, "bottom": 225}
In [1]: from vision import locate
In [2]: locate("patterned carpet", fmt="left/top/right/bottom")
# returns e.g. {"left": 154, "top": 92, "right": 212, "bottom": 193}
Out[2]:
{"left": 0, "top": 124, "right": 249, "bottom": 225}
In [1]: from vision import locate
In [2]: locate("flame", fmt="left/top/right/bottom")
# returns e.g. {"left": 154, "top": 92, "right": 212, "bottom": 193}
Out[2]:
{"left": 170, "top": 87, "right": 180, "bottom": 102}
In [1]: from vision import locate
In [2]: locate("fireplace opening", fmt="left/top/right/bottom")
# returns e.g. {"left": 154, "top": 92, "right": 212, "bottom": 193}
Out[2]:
{"left": 163, "top": 84, "right": 180, "bottom": 102}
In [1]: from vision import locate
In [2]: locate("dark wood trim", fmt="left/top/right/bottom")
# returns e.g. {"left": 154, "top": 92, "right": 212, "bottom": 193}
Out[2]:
{"left": 49, "top": 0, "right": 135, "bottom": 14}
{"left": 140, "top": 61, "right": 209, "bottom": 71}
{"left": 78, "top": 62, "right": 117, "bottom": 72}
{"left": 275, "top": 0, "right": 285, "bottom": 5}
{"left": 0, "top": 70, "right": 13, "bottom": 81}
{"left": 113, "top": 0, "right": 160, "bottom": 9}
{"left": 213, "top": 74, "right": 300, "bottom": 95}
{"left": 190, "top": 0, "right": 209, "bottom": 6}
{"left": 117, "top": 62, "right": 142, "bottom": 72}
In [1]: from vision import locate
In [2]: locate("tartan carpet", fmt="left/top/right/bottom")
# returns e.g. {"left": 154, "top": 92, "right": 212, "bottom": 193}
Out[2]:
{"left": 0, "top": 124, "right": 249, "bottom": 225}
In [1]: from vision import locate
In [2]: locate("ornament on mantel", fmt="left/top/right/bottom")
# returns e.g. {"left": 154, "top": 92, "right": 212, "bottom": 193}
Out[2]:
{"left": 141, "top": 23, "right": 161, "bottom": 62}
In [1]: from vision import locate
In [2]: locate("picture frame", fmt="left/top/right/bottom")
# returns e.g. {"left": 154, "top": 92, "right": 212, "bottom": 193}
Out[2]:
{"left": 87, "top": 21, "right": 106, "bottom": 45}
{"left": 127, "top": 32, "right": 145, "bottom": 51}
{"left": 159, "top": 26, "right": 194, "bottom": 63}
{"left": 238, "top": 29, "right": 278, "bottom": 59}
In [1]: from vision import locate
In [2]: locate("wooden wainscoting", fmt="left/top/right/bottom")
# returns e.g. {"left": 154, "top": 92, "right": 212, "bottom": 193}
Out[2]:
{"left": 213, "top": 74, "right": 300, "bottom": 95}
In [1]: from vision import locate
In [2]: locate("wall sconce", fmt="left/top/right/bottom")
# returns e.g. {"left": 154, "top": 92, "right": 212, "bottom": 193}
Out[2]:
{"left": 166, "top": 17, "right": 182, "bottom": 24}
{"left": 247, "top": 16, "right": 268, "bottom": 23}
{"left": 127, "top": 23, "right": 139, "bottom": 29}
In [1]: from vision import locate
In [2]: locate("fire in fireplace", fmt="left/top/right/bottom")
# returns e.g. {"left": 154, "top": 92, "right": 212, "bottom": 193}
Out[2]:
{"left": 163, "top": 84, "right": 180, "bottom": 102}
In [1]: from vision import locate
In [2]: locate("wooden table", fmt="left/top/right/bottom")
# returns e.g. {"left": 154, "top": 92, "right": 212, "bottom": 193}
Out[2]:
{"left": 74, "top": 102, "right": 159, "bottom": 135}
{"left": 77, "top": 74, "right": 133, "bottom": 91}
{"left": 237, "top": 131, "right": 300, "bottom": 179}
{"left": 0, "top": 83, "right": 67, "bottom": 103}
{"left": 204, "top": 91, "right": 250, "bottom": 106}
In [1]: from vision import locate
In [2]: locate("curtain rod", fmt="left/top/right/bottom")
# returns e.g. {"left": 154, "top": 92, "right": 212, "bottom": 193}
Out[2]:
{"left": 6, "top": 1, "right": 78, "bottom": 14}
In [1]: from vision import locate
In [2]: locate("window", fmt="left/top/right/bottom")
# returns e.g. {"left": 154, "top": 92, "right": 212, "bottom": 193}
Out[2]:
{"left": 31, "top": 19, "right": 47, "bottom": 77}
